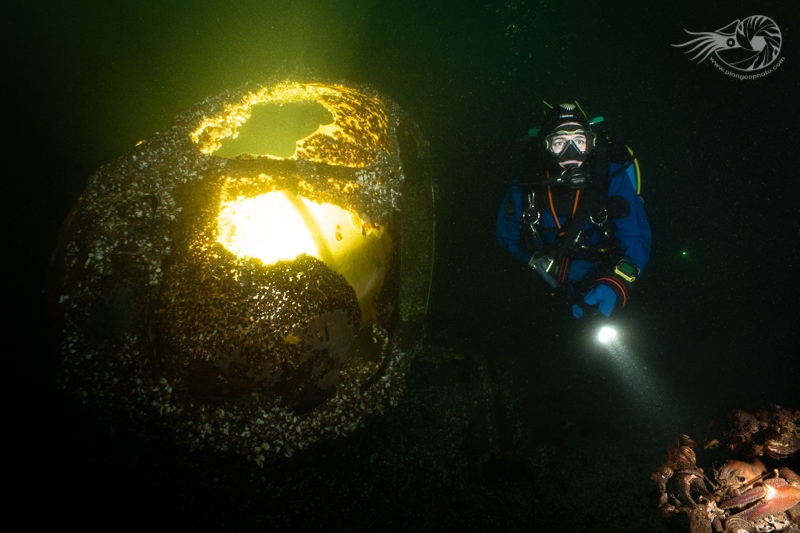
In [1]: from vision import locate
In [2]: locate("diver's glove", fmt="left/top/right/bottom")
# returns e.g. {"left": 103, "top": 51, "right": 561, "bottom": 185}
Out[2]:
{"left": 573, "top": 260, "right": 638, "bottom": 318}
{"left": 573, "top": 284, "right": 617, "bottom": 318}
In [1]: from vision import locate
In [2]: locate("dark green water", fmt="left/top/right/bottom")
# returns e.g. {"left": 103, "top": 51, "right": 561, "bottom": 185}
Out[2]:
{"left": 9, "top": 1, "right": 799, "bottom": 531}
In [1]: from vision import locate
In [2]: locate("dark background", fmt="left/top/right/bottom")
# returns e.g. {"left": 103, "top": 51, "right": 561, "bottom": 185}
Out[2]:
{"left": 8, "top": 1, "right": 799, "bottom": 531}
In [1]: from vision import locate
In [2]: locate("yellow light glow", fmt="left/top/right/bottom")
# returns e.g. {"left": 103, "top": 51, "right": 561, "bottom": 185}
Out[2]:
{"left": 217, "top": 192, "right": 318, "bottom": 263}
{"left": 213, "top": 101, "right": 334, "bottom": 159}
{"left": 191, "top": 82, "right": 391, "bottom": 168}
{"left": 216, "top": 191, "right": 391, "bottom": 324}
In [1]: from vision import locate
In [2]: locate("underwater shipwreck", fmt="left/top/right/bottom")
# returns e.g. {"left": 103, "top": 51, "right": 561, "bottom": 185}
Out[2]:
{"left": 46, "top": 80, "right": 435, "bottom": 464}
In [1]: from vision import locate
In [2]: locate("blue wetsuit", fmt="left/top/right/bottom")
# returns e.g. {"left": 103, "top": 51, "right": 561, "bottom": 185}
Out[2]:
{"left": 496, "top": 160, "right": 651, "bottom": 312}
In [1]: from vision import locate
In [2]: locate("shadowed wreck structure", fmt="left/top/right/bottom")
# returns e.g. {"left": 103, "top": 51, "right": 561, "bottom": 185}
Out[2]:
{"left": 46, "top": 80, "right": 435, "bottom": 464}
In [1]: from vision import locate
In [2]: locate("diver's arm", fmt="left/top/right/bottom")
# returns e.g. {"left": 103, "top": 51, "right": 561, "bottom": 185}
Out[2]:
{"left": 575, "top": 174, "right": 651, "bottom": 317}
{"left": 495, "top": 184, "right": 534, "bottom": 263}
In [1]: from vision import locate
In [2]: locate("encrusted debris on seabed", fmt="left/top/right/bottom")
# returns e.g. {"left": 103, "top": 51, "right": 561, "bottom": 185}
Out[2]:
{"left": 652, "top": 404, "right": 800, "bottom": 533}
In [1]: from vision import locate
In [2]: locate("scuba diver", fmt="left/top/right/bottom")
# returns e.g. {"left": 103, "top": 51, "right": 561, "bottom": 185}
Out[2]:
{"left": 496, "top": 102, "right": 651, "bottom": 318}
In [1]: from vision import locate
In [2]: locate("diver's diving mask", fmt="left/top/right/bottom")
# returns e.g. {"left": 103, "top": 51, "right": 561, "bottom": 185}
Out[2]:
{"left": 545, "top": 127, "right": 596, "bottom": 167}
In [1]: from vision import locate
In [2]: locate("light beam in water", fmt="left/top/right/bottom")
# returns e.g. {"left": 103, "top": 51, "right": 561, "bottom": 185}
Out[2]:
{"left": 593, "top": 322, "right": 678, "bottom": 432}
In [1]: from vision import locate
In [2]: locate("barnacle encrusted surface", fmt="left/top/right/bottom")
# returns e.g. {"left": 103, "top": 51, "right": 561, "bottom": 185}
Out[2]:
{"left": 47, "top": 80, "right": 434, "bottom": 463}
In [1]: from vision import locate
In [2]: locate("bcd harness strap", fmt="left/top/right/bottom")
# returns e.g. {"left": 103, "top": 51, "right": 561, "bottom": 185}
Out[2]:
{"left": 522, "top": 139, "right": 638, "bottom": 287}
{"left": 524, "top": 175, "right": 613, "bottom": 260}
{"left": 524, "top": 162, "right": 620, "bottom": 288}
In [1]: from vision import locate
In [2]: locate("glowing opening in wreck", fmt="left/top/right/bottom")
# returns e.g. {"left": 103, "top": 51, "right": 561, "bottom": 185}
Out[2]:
{"left": 216, "top": 190, "right": 391, "bottom": 324}
{"left": 597, "top": 326, "right": 618, "bottom": 344}
{"left": 214, "top": 101, "right": 334, "bottom": 159}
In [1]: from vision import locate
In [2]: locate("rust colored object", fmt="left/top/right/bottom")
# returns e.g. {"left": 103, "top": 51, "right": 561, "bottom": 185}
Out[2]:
{"left": 653, "top": 405, "right": 800, "bottom": 533}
